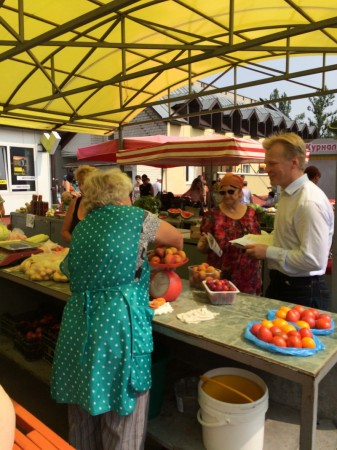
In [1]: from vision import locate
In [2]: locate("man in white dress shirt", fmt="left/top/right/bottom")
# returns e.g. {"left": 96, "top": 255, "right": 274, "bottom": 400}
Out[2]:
{"left": 246, "top": 132, "right": 334, "bottom": 310}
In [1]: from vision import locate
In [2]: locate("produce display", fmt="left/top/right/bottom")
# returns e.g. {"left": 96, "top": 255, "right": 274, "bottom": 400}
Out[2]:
{"left": 17, "top": 248, "right": 69, "bottom": 282}
{"left": 245, "top": 319, "right": 325, "bottom": 356}
{"left": 268, "top": 305, "right": 334, "bottom": 335}
{"left": 188, "top": 263, "right": 221, "bottom": 289}
{"left": 148, "top": 246, "right": 188, "bottom": 267}
{"left": 167, "top": 208, "right": 181, "bottom": 218}
{"left": 202, "top": 278, "right": 239, "bottom": 305}
{"left": 149, "top": 297, "right": 166, "bottom": 309}
{"left": 250, "top": 318, "right": 317, "bottom": 348}
{"left": 180, "top": 210, "right": 193, "bottom": 219}
{"left": 204, "top": 278, "right": 237, "bottom": 292}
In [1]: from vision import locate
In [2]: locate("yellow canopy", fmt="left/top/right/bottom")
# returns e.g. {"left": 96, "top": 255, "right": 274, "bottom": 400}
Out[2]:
{"left": 0, "top": 1, "right": 336, "bottom": 135}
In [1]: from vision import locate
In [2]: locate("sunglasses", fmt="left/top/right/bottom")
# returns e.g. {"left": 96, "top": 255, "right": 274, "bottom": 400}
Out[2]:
{"left": 219, "top": 189, "right": 237, "bottom": 195}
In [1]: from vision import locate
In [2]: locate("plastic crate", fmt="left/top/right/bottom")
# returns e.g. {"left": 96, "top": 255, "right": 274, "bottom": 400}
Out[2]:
{"left": 14, "top": 333, "right": 44, "bottom": 361}
{"left": 0, "top": 313, "right": 19, "bottom": 338}
{"left": 42, "top": 326, "right": 59, "bottom": 364}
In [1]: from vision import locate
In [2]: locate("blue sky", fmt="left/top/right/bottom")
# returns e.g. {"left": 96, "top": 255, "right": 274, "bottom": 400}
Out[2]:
{"left": 205, "top": 55, "right": 337, "bottom": 121}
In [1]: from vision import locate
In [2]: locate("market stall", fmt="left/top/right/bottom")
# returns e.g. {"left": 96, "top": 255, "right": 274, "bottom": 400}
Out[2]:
{"left": 1, "top": 268, "right": 337, "bottom": 450}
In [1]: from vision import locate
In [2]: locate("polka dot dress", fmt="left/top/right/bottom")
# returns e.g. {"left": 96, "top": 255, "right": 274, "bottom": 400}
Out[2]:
{"left": 51, "top": 205, "right": 154, "bottom": 416}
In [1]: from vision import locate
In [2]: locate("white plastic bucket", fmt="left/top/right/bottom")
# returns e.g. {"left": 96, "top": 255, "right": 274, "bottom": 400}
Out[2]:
{"left": 197, "top": 367, "right": 268, "bottom": 450}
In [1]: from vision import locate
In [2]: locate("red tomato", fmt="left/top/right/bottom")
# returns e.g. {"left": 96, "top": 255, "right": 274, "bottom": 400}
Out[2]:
{"left": 270, "top": 325, "right": 283, "bottom": 336}
{"left": 299, "top": 328, "right": 313, "bottom": 338}
{"left": 287, "top": 330, "right": 301, "bottom": 338}
{"left": 250, "top": 323, "right": 262, "bottom": 336}
{"left": 278, "top": 332, "right": 289, "bottom": 341}
{"left": 287, "top": 335, "right": 303, "bottom": 348}
{"left": 257, "top": 326, "right": 273, "bottom": 343}
{"left": 315, "top": 318, "right": 331, "bottom": 330}
{"left": 306, "top": 308, "right": 320, "bottom": 319}
{"left": 272, "top": 335, "right": 287, "bottom": 347}
{"left": 300, "top": 310, "right": 316, "bottom": 320}
{"left": 301, "top": 315, "right": 316, "bottom": 328}
{"left": 293, "top": 305, "right": 306, "bottom": 314}
{"left": 286, "top": 309, "right": 301, "bottom": 323}
{"left": 318, "top": 313, "right": 332, "bottom": 322}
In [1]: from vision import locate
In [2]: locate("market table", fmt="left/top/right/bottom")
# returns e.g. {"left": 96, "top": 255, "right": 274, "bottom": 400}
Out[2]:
{"left": 152, "top": 280, "right": 337, "bottom": 450}
{"left": 1, "top": 270, "right": 337, "bottom": 450}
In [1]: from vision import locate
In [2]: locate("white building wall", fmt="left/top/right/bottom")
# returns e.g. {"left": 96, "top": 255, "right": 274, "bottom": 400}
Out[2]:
{"left": 0, "top": 127, "right": 51, "bottom": 214}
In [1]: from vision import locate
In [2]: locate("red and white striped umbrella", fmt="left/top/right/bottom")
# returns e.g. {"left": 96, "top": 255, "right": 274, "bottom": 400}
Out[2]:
{"left": 116, "top": 135, "right": 265, "bottom": 168}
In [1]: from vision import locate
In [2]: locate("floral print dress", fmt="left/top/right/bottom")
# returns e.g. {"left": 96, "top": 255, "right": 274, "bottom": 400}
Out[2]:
{"left": 200, "top": 206, "right": 262, "bottom": 295}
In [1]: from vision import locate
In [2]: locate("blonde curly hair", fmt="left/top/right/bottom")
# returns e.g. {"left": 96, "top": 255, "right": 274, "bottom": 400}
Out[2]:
{"left": 83, "top": 168, "right": 132, "bottom": 213}
{"left": 74, "top": 165, "right": 98, "bottom": 184}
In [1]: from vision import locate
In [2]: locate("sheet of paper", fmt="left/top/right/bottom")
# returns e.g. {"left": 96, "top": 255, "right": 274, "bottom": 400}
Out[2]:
{"left": 26, "top": 214, "right": 35, "bottom": 228}
{"left": 229, "top": 233, "right": 273, "bottom": 248}
{"left": 205, "top": 232, "right": 223, "bottom": 257}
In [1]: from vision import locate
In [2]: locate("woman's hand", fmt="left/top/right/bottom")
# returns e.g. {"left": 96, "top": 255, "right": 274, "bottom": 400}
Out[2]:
{"left": 197, "top": 234, "right": 209, "bottom": 253}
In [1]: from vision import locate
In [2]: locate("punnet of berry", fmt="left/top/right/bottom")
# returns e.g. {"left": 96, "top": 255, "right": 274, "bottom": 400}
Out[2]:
{"left": 202, "top": 278, "right": 239, "bottom": 305}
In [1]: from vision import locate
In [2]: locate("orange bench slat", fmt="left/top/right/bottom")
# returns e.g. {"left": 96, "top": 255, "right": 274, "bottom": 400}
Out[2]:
{"left": 14, "top": 429, "right": 40, "bottom": 450}
{"left": 27, "top": 430, "right": 59, "bottom": 450}
{"left": 13, "top": 401, "right": 74, "bottom": 450}
{"left": 13, "top": 444, "right": 23, "bottom": 450}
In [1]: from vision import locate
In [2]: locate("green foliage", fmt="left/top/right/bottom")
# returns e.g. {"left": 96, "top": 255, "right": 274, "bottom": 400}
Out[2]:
{"left": 270, "top": 89, "right": 292, "bottom": 117}
{"left": 328, "top": 120, "right": 337, "bottom": 136}
{"left": 307, "top": 87, "right": 337, "bottom": 137}
{"left": 133, "top": 196, "right": 161, "bottom": 214}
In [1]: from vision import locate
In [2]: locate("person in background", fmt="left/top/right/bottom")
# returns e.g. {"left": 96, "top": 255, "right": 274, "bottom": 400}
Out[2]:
{"left": 182, "top": 177, "right": 204, "bottom": 204}
{"left": 197, "top": 174, "right": 210, "bottom": 207}
{"left": 140, "top": 174, "right": 154, "bottom": 196}
{"left": 152, "top": 178, "right": 162, "bottom": 197}
{"left": 64, "top": 172, "right": 81, "bottom": 198}
{"left": 132, "top": 175, "right": 142, "bottom": 203}
{"left": 61, "top": 165, "right": 98, "bottom": 243}
{"left": 0, "top": 194, "right": 5, "bottom": 217}
{"left": 197, "top": 173, "right": 262, "bottom": 295}
{"left": 241, "top": 180, "right": 253, "bottom": 204}
{"left": 0, "top": 385, "right": 15, "bottom": 450}
{"left": 51, "top": 168, "right": 183, "bottom": 450}
{"left": 254, "top": 191, "right": 277, "bottom": 208}
{"left": 304, "top": 165, "right": 321, "bottom": 185}
{"left": 246, "top": 132, "right": 334, "bottom": 309}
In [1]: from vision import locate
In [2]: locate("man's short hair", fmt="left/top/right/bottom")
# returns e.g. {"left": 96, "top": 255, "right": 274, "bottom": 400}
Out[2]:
{"left": 263, "top": 132, "right": 306, "bottom": 170}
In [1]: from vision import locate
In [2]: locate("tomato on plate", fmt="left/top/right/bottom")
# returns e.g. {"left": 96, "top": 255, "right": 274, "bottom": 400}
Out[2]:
{"left": 272, "top": 335, "right": 287, "bottom": 347}
{"left": 315, "top": 318, "right": 331, "bottom": 329}
{"left": 257, "top": 326, "right": 273, "bottom": 343}
{"left": 287, "top": 335, "right": 303, "bottom": 348}
{"left": 286, "top": 309, "right": 301, "bottom": 323}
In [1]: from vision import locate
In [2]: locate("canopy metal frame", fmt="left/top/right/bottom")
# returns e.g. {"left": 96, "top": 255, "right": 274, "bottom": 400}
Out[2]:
{"left": 0, "top": 1, "right": 336, "bottom": 134}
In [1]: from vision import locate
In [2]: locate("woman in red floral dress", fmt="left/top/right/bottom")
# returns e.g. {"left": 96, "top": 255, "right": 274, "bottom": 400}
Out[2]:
{"left": 198, "top": 173, "right": 262, "bottom": 295}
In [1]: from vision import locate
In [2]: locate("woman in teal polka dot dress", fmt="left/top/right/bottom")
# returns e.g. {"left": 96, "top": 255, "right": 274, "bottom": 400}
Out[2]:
{"left": 51, "top": 168, "right": 183, "bottom": 450}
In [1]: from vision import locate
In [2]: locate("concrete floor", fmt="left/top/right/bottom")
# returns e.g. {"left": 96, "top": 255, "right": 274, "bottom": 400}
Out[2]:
{"left": 2, "top": 352, "right": 337, "bottom": 450}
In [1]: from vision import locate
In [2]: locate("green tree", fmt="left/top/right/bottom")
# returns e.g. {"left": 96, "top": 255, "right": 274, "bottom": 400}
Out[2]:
{"left": 270, "top": 89, "right": 292, "bottom": 117}
{"left": 307, "top": 87, "right": 337, "bottom": 137}
{"left": 328, "top": 120, "right": 337, "bottom": 136}
{"left": 294, "top": 112, "right": 305, "bottom": 121}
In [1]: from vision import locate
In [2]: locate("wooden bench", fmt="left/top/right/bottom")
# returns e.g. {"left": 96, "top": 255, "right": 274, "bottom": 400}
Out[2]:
{"left": 13, "top": 401, "right": 74, "bottom": 450}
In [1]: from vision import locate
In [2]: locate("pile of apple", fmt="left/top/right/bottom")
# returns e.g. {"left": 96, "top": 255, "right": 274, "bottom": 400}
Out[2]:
{"left": 189, "top": 262, "right": 220, "bottom": 288}
{"left": 274, "top": 305, "right": 333, "bottom": 330}
{"left": 205, "top": 278, "right": 237, "bottom": 292}
{"left": 148, "top": 246, "right": 187, "bottom": 265}
{"left": 250, "top": 319, "right": 316, "bottom": 348}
